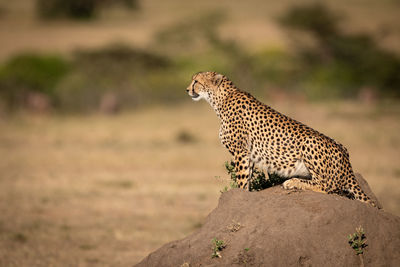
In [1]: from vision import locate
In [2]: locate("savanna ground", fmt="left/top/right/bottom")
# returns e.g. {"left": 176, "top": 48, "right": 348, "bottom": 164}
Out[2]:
{"left": 1, "top": 101, "right": 399, "bottom": 266}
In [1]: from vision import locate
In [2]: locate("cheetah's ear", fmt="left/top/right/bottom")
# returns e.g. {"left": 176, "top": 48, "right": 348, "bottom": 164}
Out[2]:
{"left": 212, "top": 73, "right": 224, "bottom": 87}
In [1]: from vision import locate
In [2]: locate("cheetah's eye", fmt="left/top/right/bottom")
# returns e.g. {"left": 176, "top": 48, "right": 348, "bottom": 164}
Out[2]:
{"left": 193, "top": 80, "right": 204, "bottom": 89}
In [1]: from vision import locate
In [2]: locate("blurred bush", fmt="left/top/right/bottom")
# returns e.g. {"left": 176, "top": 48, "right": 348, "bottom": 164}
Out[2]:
{"left": 36, "top": 0, "right": 139, "bottom": 20}
{"left": 1, "top": 5, "right": 399, "bottom": 113}
{"left": 279, "top": 3, "right": 400, "bottom": 99}
{"left": 0, "top": 53, "right": 70, "bottom": 110}
{"left": 56, "top": 44, "right": 177, "bottom": 112}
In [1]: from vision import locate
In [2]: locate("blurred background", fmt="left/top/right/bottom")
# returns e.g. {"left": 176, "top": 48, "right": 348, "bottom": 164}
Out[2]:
{"left": 0, "top": 0, "right": 399, "bottom": 265}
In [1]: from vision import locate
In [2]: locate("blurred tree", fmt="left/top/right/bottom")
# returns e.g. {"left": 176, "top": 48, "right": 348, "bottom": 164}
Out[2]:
{"left": 0, "top": 5, "right": 6, "bottom": 18}
{"left": 279, "top": 3, "right": 400, "bottom": 98}
{"left": 36, "top": 0, "right": 140, "bottom": 20}
{"left": 280, "top": 3, "right": 340, "bottom": 38}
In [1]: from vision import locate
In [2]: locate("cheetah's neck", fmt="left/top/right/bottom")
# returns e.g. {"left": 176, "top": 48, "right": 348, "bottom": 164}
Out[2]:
{"left": 206, "top": 82, "right": 238, "bottom": 118}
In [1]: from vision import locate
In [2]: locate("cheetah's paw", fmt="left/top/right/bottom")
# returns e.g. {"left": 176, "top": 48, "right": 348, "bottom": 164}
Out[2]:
{"left": 282, "top": 178, "right": 304, "bottom": 190}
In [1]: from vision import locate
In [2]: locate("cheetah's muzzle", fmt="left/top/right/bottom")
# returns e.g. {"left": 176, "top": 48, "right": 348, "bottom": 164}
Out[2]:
{"left": 191, "top": 92, "right": 200, "bottom": 99}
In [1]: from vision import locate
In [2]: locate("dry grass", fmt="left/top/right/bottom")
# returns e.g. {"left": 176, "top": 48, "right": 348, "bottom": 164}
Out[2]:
{"left": 0, "top": 101, "right": 399, "bottom": 266}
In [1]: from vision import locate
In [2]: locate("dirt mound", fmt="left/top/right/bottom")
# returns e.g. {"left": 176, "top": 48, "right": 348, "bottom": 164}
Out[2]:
{"left": 135, "top": 175, "right": 400, "bottom": 267}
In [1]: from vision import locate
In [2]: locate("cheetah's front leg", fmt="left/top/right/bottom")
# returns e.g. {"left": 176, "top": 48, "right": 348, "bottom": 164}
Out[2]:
{"left": 234, "top": 151, "right": 252, "bottom": 190}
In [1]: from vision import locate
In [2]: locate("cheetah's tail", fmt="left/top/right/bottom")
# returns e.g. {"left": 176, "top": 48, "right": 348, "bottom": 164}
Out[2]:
{"left": 344, "top": 177, "right": 378, "bottom": 208}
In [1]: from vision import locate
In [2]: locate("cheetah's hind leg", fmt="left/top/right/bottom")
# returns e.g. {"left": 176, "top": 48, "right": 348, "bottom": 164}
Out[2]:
{"left": 282, "top": 178, "right": 326, "bottom": 193}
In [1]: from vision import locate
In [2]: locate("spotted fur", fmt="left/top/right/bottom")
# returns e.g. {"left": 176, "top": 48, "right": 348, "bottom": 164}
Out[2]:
{"left": 187, "top": 71, "right": 377, "bottom": 207}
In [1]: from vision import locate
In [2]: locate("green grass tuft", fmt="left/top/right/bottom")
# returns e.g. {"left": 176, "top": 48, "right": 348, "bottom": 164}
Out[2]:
{"left": 211, "top": 238, "right": 226, "bottom": 258}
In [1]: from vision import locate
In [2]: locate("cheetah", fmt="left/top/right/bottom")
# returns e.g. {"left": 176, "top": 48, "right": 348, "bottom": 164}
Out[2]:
{"left": 186, "top": 71, "right": 377, "bottom": 207}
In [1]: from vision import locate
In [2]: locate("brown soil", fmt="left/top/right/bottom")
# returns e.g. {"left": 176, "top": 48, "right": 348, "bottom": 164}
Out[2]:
{"left": 135, "top": 175, "right": 400, "bottom": 267}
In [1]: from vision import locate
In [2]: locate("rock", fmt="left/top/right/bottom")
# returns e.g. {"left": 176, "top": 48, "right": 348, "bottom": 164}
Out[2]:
{"left": 135, "top": 182, "right": 400, "bottom": 267}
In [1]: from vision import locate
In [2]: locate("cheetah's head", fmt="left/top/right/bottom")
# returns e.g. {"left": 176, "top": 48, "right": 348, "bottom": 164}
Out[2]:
{"left": 186, "top": 71, "right": 224, "bottom": 102}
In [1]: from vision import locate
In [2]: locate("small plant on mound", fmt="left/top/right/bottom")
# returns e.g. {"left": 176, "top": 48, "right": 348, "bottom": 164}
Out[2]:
{"left": 211, "top": 238, "right": 226, "bottom": 258}
{"left": 224, "top": 161, "right": 286, "bottom": 191}
{"left": 220, "top": 162, "right": 239, "bottom": 192}
{"left": 348, "top": 226, "right": 367, "bottom": 267}
{"left": 227, "top": 220, "right": 241, "bottom": 232}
